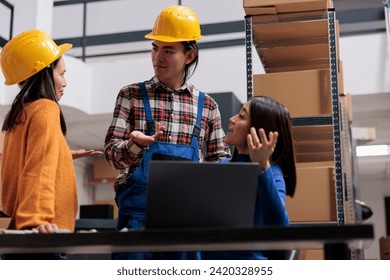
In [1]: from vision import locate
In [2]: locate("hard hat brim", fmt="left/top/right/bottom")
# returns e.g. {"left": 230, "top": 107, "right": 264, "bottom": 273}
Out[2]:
{"left": 144, "top": 32, "right": 202, "bottom": 42}
{"left": 59, "top": 43, "right": 73, "bottom": 56}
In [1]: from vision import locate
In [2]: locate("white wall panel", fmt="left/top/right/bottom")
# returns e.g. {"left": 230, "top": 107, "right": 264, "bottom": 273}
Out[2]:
{"left": 0, "top": 5, "right": 12, "bottom": 40}
{"left": 51, "top": 1, "right": 246, "bottom": 38}
{"left": 52, "top": 5, "right": 84, "bottom": 37}
{"left": 359, "top": 177, "right": 390, "bottom": 259}
{"left": 86, "top": 0, "right": 177, "bottom": 35}
{"left": 9, "top": 0, "right": 53, "bottom": 35}
{"left": 340, "top": 33, "right": 390, "bottom": 95}
{"left": 184, "top": 0, "right": 245, "bottom": 24}
{"left": 59, "top": 55, "right": 93, "bottom": 113}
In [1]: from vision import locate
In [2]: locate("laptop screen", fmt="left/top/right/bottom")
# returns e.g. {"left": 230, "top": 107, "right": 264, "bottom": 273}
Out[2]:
{"left": 145, "top": 160, "right": 259, "bottom": 229}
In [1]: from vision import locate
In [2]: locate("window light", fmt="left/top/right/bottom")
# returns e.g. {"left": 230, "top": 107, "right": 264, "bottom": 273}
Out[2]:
{"left": 356, "top": 145, "right": 390, "bottom": 157}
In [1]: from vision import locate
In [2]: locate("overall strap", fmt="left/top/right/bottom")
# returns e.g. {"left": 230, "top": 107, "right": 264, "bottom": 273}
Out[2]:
{"left": 191, "top": 92, "right": 205, "bottom": 147}
{"left": 139, "top": 82, "right": 155, "bottom": 135}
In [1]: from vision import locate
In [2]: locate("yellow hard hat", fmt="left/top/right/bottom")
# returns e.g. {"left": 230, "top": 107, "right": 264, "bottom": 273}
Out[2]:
{"left": 145, "top": 5, "right": 203, "bottom": 42}
{"left": 0, "top": 29, "right": 72, "bottom": 85}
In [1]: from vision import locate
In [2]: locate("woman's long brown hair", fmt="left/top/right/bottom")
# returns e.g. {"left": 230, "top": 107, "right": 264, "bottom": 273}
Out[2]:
{"left": 2, "top": 57, "right": 67, "bottom": 135}
{"left": 231, "top": 96, "right": 297, "bottom": 197}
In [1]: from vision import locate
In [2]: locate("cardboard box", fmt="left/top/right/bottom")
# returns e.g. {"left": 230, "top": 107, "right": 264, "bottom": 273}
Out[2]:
{"left": 300, "top": 249, "right": 324, "bottom": 260}
{"left": 93, "top": 158, "right": 119, "bottom": 179}
{"left": 250, "top": 16, "right": 341, "bottom": 73}
{"left": 286, "top": 163, "right": 336, "bottom": 222}
{"left": 295, "top": 140, "right": 334, "bottom": 163}
{"left": 253, "top": 19, "right": 329, "bottom": 42}
{"left": 293, "top": 125, "right": 334, "bottom": 163}
{"left": 243, "top": 0, "right": 333, "bottom": 15}
{"left": 251, "top": 10, "right": 329, "bottom": 25}
{"left": 252, "top": 19, "right": 331, "bottom": 72}
{"left": 257, "top": 41, "right": 329, "bottom": 73}
{"left": 380, "top": 236, "right": 390, "bottom": 260}
{"left": 262, "top": 58, "right": 330, "bottom": 73}
{"left": 244, "top": 7, "right": 278, "bottom": 16}
{"left": 253, "top": 69, "right": 332, "bottom": 117}
{"left": 293, "top": 125, "right": 333, "bottom": 142}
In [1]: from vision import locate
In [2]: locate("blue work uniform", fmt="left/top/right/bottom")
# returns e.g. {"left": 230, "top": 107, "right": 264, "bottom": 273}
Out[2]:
{"left": 114, "top": 82, "right": 204, "bottom": 260}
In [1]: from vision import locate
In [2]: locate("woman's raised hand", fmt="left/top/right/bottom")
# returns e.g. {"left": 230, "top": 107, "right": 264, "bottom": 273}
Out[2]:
{"left": 247, "top": 127, "right": 278, "bottom": 173}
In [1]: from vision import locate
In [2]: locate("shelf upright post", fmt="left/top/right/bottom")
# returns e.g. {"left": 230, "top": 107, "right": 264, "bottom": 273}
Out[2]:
{"left": 340, "top": 100, "right": 355, "bottom": 223}
{"left": 245, "top": 16, "right": 253, "bottom": 101}
{"left": 327, "top": 9, "right": 345, "bottom": 225}
{"left": 351, "top": 137, "right": 365, "bottom": 259}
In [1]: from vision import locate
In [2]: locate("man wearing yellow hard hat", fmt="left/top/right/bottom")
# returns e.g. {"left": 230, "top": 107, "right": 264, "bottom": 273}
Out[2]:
{"left": 104, "top": 5, "right": 231, "bottom": 260}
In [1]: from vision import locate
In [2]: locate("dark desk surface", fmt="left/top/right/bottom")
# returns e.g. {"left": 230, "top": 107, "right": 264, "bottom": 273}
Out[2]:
{"left": 0, "top": 224, "right": 374, "bottom": 256}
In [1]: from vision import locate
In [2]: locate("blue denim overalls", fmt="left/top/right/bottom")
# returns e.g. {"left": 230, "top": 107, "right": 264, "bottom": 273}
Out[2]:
{"left": 114, "top": 82, "right": 204, "bottom": 260}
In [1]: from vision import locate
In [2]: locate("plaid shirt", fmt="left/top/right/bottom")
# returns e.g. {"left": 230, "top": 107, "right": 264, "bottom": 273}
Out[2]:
{"left": 104, "top": 77, "right": 231, "bottom": 191}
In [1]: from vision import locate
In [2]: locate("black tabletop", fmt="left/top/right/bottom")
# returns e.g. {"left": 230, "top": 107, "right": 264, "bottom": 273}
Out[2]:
{"left": 0, "top": 223, "right": 374, "bottom": 256}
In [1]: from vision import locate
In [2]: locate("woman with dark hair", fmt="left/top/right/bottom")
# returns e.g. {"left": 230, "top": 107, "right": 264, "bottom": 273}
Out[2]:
{"left": 104, "top": 5, "right": 231, "bottom": 260}
{"left": 0, "top": 29, "right": 79, "bottom": 260}
{"left": 202, "top": 96, "right": 297, "bottom": 260}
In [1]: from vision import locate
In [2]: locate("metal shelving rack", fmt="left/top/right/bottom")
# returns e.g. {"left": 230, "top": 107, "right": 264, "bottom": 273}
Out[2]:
{"left": 327, "top": 10, "right": 345, "bottom": 225}
{"left": 245, "top": 9, "right": 350, "bottom": 226}
{"left": 245, "top": 16, "right": 254, "bottom": 101}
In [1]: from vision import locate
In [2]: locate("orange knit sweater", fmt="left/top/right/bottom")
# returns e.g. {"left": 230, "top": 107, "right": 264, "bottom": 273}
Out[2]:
{"left": 1, "top": 99, "right": 77, "bottom": 231}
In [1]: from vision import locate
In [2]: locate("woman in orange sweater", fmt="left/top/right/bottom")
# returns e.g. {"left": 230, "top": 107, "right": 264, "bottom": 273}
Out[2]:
{"left": 0, "top": 29, "right": 78, "bottom": 259}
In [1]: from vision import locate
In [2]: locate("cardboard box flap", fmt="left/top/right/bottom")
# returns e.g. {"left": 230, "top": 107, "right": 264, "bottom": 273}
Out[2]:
{"left": 243, "top": 0, "right": 333, "bottom": 15}
{"left": 295, "top": 139, "right": 334, "bottom": 153}
{"left": 293, "top": 125, "right": 333, "bottom": 141}
{"left": 263, "top": 57, "right": 330, "bottom": 73}
{"left": 263, "top": 57, "right": 329, "bottom": 68}
{"left": 251, "top": 10, "right": 328, "bottom": 25}
{"left": 258, "top": 43, "right": 329, "bottom": 63}
{"left": 294, "top": 139, "right": 334, "bottom": 163}
{"left": 296, "top": 161, "right": 335, "bottom": 168}
{"left": 293, "top": 126, "right": 335, "bottom": 163}
{"left": 244, "top": 7, "right": 277, "bottom": 16}
{"left": 258, "top": 37, "right": 328, "bottom": 49}
{"left": 264, "top": 63, "right": 330, "bottom": 73}
{"left": 276, "top": 1, "right": 332, "bottom": 13}
{"left": 295, "top": 153, "right": 334, "bottom": 163}
{"left": 244, "top": 0, "right": 332, "bottom": 7}
{"left": 252, "top": 19, "right": 329, "bottom": 41}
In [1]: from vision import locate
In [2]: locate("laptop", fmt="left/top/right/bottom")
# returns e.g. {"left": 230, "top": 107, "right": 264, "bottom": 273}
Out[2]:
{"left": 145, "top": 160, "right": 259, "bottom": 229}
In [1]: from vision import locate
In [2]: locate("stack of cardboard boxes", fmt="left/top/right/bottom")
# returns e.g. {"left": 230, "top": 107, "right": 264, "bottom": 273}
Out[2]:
{"left": 243, "top": 0, "right": 354, "bottom": 259}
